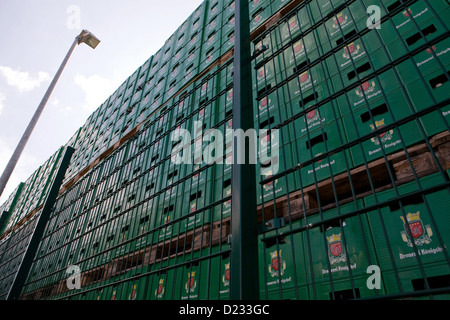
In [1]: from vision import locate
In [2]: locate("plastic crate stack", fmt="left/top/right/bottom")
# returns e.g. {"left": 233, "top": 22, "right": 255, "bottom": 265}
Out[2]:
{"left": 253, "top": 0, "right": 450, "bottom": 300}
{"left": 1, "top": 0, "right": 449, "bottom": 301}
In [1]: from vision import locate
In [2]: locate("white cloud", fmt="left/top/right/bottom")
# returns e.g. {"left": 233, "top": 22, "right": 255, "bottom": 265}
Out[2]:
{"left": 51, "top": 98, "right": 72, "bottom": 115}
{"left": 0, "top": 92, "right": 5, "bottom": 115}
{"left": 74, "top": 74, "right": 119, "bottom": 112}
{"left": 0, "top": 66, "right": 51, "bottom": 92}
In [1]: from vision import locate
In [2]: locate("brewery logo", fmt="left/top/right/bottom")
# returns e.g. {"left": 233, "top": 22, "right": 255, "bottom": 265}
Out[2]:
{"left": 288, "top": 16, "right": 299, "bottom": 32}
{"left": 190, "top": 201, "right": 197, "bottom": 213}
{"left": 257, "top": 66, "right": 266, "bottom": 80}
{"left": 332, "top": 12, "right": 348, "bottom": 29}
{"left": 306, "top": 109, "right": 320, "bottom": 125}
{"left": 201, "top": 82, "right": 208, "bottom": 96}
{"left": 128, "top": 284, "right": 137, "bottom": 300}
{"left": 294, "top": 40, "right": 304, "bottom": 55}
{"left": 229, "top": 16, "right": 235, "bottom": 27}
{"left": 222, "top": 263, "right": 230, "bottom": 287}
{"left": 254, "top": 13, "right": 262, "bottom": 24}
{"left": 262, "top": 170, "right": 278, "bottom": 191}
{"left": 370, "top": 119, "right": 394, "bottom": 145}
{"left": 227, "top": 88, "right": 233, "bottom": 103}
{"left": 327, "top": 233, "right": 346, "bottom": 264}
{"left": 400, "top": 211, "right": 433, "bottom": 247}
{"left": 299, "top": 71, "right": 310, "bottom": 87}
{"left": 156, "top": 278, "right": 165, "bottom": 298}
{"left": 229, "top": 34, "right": 235, "bottom": 45}
{"left": 111, "top": 290, "right": 117, "bottom": 300}
{"left": 355, "top": 80, "right": 376, "bottom": 98}
{"left": 426, "top": 46, "right": 436, "bottom": 54}
{"left": 259, "top": 96, "right": 270, "bottom": 111}
{"left": 403, "top": 8, "right": 413, "bottom": 18}
{"left": 343, "top": 42, "right": 361, "bottom": 59}
{"left": 268, "top": 250, "right": 286, "bottom": 277}
{"left": 185, "top": 271, "right": 197, "bottom": 293}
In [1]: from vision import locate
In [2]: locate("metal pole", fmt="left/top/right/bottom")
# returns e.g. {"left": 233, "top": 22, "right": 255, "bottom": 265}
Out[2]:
{"left": 0, "top": 37, "right": 79, "bottom": 198}
{"left": 230, "top": 0, "right": 260, "bottom": 300}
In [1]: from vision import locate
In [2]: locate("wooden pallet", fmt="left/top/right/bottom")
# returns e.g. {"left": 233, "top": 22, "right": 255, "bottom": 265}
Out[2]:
{"left": 257, "top": 131, "right": 450, "bottom": 225}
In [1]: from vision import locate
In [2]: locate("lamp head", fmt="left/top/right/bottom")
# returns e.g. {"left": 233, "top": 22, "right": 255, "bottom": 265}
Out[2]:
{"left": 77, "top": 30, "right": 101, "bottom": 49}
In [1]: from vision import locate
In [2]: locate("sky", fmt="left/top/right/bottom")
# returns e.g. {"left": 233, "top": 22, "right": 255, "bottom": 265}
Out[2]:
{"left": 0, "top": 0, "right": 204, "bottom": 204}
{"left": 0, "top": 0, "right": 202, "bottom": 204}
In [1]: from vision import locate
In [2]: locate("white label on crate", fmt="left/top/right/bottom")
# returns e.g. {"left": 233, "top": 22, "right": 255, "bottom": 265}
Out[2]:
{"left": 399, "top": 246, "right": 443, "bottom": 260}
{"left": 307, "top": 159, "right": 336, "bottom": 175}
{"left": 322, "top": 263, "right": 357, "bottom": 275}
{"left": 416, "top": 47, "right": 450, "bottom": 67}
{"left": 396, "top": 8, "right": 429, "bottom": 29}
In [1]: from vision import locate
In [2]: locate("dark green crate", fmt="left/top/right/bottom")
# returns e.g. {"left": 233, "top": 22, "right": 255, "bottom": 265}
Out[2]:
{"left": 292, "top": 119, "right": 352, "bottom": 188}
{"left": 256, "top": 143, "right": 296, "bottom": 205}
{"left": 280, "top": 30, "right": 323, "bottom": 79}
{"left": 258, "top": 220, "right": 308, "bottom": 294}
{"left": 381, "top": 263, "right": 450, "bottom": 300}
{"left": 283, "top": 63, "right": 333, "bottom": 113}
{"left": 308, "top": 274, "right": 384, "bottom": 300}
{"left": 336, "top": 68, "right": 404, "bottom": 116}
{"left": 315, "top": 1, "right": 370, "bottom": 50}
{"left": 289, "top": 100, "right": 341, "bottom": 142}
{"left": 277, "top": 6, "right": 313, "bottom": 48}
{"left": 379, "top": 2, "right": 449, "bottom": 61}
{"left": 271, "top": 0, "right": 291, "bottom": 14}
{"left": 365, "top": 172, "right": 450, "bottom": 272}
{"left": 300, "top": 201, "right": 378, "bottom": 284}
{"left": 250, "top": 4, "right": 272, "bottom": 32}
{"left": 341, "top": 89, "right": 424, "bottom": 167}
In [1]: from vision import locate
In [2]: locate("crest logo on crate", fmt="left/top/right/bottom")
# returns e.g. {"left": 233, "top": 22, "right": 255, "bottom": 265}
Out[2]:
{"left": 356, "top": 81, "right": 376, "bottom": 98}
{"left": 306, "top": 109, "right": 320, "bottom": 125}
{"left": 294, "top": 40, "right": 304, "bottom": 54}
{"left": 128, "top": 284, "right": 137, "bottom": 300}
{"left": 327, "top": 233, "right": 346, "bottom": 264}
{"left": 111, "top": 290, "right": 117, "bottom": 300}
{"left": 227, "top": 88, "right": 233, "bottom": 103}
{"left": 402, "top": 8, "right": 413, "bottom": 18}
{"left": 343, "top": 42, "right": 361, "bottom": 59}
{"left": 268, "top": 250, "right": 286, "bottom": 277}
{"left": 259, "top": 96, "right": 270, "bottom": 111}
{"left": 156, "top": 279, "right": 165, "bottom": 298}
{"left": 400, "top": 211, "right": 433, "bottom": 247}
{"left": 299, "top": 71, "right": 310, "bottom": 85}
{"left": 332, "top": 12, "right": 348, "bottom": 29}
{"left": 254, "top": 13, "right": 262, "bottom": 24}
{"left": 258, "top": 66, "right": 266, "bottom": 80}
{"left": 222, "top": 263, "right": 230, "bottom": 287}
{"left": 370, "top": 119, "right": 394, "bottom": 145}
{"left": 426, "top": 46, "right": 436, "bottom": 54}
{"left": 185, "top": 271, "right": 197, "bottom": 293}
{"left": 288, "top": 16, "right": 299, "bottom": 31}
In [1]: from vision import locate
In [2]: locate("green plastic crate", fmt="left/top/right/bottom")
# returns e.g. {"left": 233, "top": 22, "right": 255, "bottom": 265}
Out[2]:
{"left": 259, "top": 220, "right": 308, "bottom": 295}
{"left": 365, "top": 173, "right": 450, "bottom": 272}
{"left": 300, "top": 201, "right": 378, "bottom": 284}
{"left": 341, "top": 89, "right": 424, "bottom": 167}
{"left": 256, "top": 143, "right": 296, "bottom": 205}
{"left": 293, "top": 119, "right": 351, "bottom": 188}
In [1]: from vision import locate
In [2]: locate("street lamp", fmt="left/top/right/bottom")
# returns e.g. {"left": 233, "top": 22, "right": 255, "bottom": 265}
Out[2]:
{"left": 0, "top": 29, "right": 100, "bottom": 198}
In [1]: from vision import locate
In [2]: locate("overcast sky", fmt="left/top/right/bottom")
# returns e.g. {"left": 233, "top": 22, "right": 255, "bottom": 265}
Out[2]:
{"left": 0, "top": 0, "right": 204, "bottom": 204}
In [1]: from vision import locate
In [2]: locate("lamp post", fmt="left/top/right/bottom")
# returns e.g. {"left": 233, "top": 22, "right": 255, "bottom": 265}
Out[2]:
{"left": 0, "top": 30, "right": 100, "bottom": 199}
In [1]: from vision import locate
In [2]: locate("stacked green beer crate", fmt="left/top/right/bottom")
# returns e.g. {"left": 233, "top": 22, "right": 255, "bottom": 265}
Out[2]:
{"left": 253, "top": 0, "right": 450, "bottom": 300}
{"left": 3, "top": 0, "right": 449, "bottom": 301}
